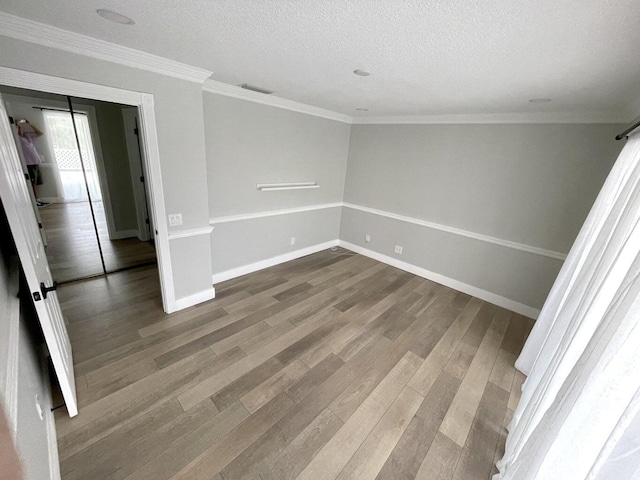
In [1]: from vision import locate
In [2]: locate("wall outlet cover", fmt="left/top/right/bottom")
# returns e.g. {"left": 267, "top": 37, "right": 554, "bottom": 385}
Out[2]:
{"left": 290, "top": 237, "right": 296, "bottom": 245}
{"left": 365, "top": 234, "right": 371, "bottom": 243}
{"left": 168, "top": 214, "right": 182, "bottom": 226}
{"left": 394, "top": 245, "right": 403, "bottom": 254}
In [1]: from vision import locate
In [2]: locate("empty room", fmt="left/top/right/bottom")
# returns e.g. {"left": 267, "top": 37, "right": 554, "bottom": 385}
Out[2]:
{"left": 1, "top": 2, "right": 639, "bottom": 480}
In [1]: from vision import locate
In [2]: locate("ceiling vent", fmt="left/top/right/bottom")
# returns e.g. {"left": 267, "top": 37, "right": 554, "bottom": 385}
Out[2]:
{"left": 238, "top": 84, "right": 273, "bottom": 95}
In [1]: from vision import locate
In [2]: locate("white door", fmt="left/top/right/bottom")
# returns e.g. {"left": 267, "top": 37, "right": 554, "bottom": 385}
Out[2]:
{"left": 0, "top": 94, "right": 78, "bottom": 417}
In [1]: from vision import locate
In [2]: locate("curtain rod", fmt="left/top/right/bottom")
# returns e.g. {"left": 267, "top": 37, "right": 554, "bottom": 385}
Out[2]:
{"left": 32, "top": 106, "right": 71, "bottom": 113}
{"left": 616, "top": 118, "right": 640, "bottom": 140}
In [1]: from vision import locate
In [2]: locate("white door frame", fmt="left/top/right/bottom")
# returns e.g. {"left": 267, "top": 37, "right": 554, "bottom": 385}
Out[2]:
{"left": 0, "top": 65, "right": 176, "bottom": 312}
{"left": 122, "top": 107, "right": 151, "bottom": 242}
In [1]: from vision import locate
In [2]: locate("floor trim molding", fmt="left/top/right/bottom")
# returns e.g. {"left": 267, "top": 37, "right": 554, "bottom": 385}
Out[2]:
{"left": 212, "top": 240, "right": 339, "bottom": 284}
{"left": 338, "top": 240, "right": 540, "bottom": 319}
{"left": 173, "top": 287, "right": 216, "bottom": 312}
{"left": 111, "top": 229, "right": 139, "bottom": 240}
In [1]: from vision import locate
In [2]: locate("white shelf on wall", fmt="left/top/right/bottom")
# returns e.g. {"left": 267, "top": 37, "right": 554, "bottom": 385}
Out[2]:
{"left": 256, "top": 182, "right": 319, "bottom": 191}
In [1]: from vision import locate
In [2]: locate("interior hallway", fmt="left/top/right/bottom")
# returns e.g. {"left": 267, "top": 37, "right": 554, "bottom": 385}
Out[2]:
{"left": 39, "top": 201, "right": 156, "bottom": 282}
{"left": 54, "top": 247, "right": 533, "bottom": 480}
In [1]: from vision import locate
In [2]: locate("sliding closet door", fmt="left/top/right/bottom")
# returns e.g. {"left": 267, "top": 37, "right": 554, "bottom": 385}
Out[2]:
{"left": 69, "top": 96, "right": 157, "bottom": 273}
{"left": 22, "top": 99, "right": 105, "bottom": 282}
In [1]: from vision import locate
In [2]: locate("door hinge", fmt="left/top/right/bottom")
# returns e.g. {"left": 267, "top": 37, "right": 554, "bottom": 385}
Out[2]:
{"left": 32, "top": 291, "right": 42, "bottom": 301}
{"left": 145, "top": 218, "right": 150, "bottom": 225}
{"left": 25, "top": 173, "right": 30, "bottom": 181}
{"left": 134, "top": 127, "right": 139, "bottom": 136}
{"left": 140, "top": 175, "right": 145, "bottom": 183}
{"left": 38, "top": 222, "right": 43, "bottom": 229}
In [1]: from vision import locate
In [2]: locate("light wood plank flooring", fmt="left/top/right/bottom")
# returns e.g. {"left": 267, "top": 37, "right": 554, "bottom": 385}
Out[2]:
{"left": 54, "top": 247, "right": 533, "bottom": 480}
{"left": 39, "top": 201, "right": 156, "bottom": 282}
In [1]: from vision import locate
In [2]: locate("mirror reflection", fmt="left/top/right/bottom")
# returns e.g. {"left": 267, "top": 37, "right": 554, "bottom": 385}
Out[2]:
{"left": 2, "top": 86, "right": 157, "bottom": 283}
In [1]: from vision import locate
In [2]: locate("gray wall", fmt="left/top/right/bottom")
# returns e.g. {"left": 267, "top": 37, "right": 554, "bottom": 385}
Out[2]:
{"left": 0, "top": 36, "right": 213, "bottom": 304}
{"left": 204, "top": 93, "right": 350, "bottom": 276}
{"left": 213, "top": 207, "right": 341, "bottom": 275}
{"left": 90, "top": 101, "right": 138, "bottom": 233}
{"left": 342, "top": 123, "right": 625, "bottom": 309}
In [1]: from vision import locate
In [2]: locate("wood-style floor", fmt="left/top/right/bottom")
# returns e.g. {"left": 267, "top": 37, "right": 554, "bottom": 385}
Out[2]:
{"left": 54, "top": 248, "right": 533, "bottom": 480}
{"left": 39, "top": 201, "right": 156, "bottom": 282}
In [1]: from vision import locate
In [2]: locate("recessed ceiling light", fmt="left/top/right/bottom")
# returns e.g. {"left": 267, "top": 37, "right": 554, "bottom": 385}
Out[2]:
{"left": 355, "top": 108, "right": 369, "bottom": 111}
{"left": 528, "top": 98, "right": 552, "bottom": 104}
{"left": 353, "top": 69, "right": 371, "bottom": 77}
{"left": 97, "top": 9, "right": 135, "bottom": 25}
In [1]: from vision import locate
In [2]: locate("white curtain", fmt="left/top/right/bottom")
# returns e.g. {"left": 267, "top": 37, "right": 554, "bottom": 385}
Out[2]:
{"left": 494, "top": 132, "right": 640, "bottom": 480}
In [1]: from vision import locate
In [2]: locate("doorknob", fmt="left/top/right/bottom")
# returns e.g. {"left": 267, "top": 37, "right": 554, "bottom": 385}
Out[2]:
{"left": 40, "top": 281, "right": 58, "bottom": 299}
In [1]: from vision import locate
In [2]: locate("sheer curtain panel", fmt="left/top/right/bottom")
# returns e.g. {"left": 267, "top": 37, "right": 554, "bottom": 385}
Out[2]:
{"left": 495, "top": 132, "right": 640, "bottom": 480}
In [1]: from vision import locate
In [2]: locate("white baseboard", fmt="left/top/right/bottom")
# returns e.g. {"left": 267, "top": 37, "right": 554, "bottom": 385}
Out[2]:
{"left": 173, "top": 287, "right": 216, "bottom": 311}
{"left": 212, "top": 240, "right": 339, "bottom": 284}
{"left": 338, "top": 240, "right": 540, "bottom": 319}
{"left": 37, "top": 197, "right": 65, "bottom": 204}
{"left": 110, "top": 229, "right": 139, "bottom": 240}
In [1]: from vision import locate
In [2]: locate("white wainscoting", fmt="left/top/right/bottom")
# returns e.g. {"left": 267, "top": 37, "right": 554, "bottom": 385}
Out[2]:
{"left": 208, "top": 202, "right": 552, "bottom": 317}
{"left": 212, "top": 240, "right": 339, "bottom": 284}
{"left": 211, "top": 202, "right": 566, "bottom": 261}
{"left": 342, "top": 203, "right": 567, "bottom": 261}
{"left": 338, "top": 240, "right": 540, "bottom": 319}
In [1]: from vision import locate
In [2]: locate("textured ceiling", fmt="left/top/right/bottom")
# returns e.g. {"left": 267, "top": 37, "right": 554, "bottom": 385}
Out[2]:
{"left": 2, "top": 0, "right": 640, "bottom": 119}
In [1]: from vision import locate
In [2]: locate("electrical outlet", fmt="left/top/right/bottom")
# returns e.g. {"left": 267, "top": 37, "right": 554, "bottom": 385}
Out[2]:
{"left": 168, "top": 214, "right": 182, "bottom": 226}
{"left": 365, "top": 234, "right": 371, "bottom": 243}
{"left": 394, "top": 245, "right": 403, "bottom": 254}
{"left": 290, "top": 237, "right": 296, "bottom": 246}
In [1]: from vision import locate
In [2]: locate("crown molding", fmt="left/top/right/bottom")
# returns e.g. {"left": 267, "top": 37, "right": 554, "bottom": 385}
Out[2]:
{"left": 203, "top": 79, "right": 352, "bottom": 124}
{"left": 202, "top": 80, "right": 628, "bottom": 125}
{"left": 351, "top": 110, "right": 628, "bottom": 125}
{"left": 0, "top": 12, "right": 212, "bottom": 83}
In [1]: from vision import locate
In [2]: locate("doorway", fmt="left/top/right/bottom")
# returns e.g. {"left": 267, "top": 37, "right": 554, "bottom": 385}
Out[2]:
{"left": 2, "top": 86, "right": 157, "bottom": 283}
{"left": 0, "top": 66, "right": 178, "bottom": 417}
